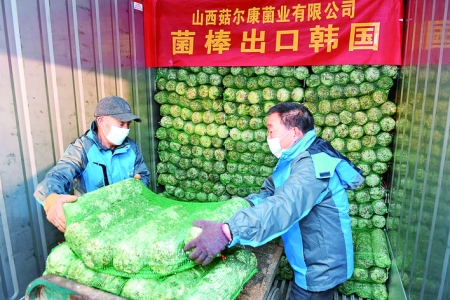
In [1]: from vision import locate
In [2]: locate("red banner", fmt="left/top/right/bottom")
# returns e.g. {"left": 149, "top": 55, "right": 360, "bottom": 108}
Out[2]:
{"left": 144, "top": 0, "right": 403, "bottom": 67}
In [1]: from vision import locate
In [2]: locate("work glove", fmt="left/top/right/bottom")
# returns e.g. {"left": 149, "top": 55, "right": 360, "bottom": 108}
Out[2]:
{"left": 184, "top": 220, "right": 230, "bottom": 266}
{"left": 44, "top": 194, "right": 77, "bottom": 233}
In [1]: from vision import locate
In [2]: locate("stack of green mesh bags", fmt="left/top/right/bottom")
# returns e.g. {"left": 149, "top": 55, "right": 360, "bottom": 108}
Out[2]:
{"left": 303, "top": 65, "right": 395, "bottom": 300}
{"left": 154, "top": 65, "right": 397, "bottom": 300}
{"left": 155, "top": 66, "right": 283, "bottom": 202}
{"left": 43, "top": 178, "right": 257, "bottom": 299}
{"left": 302, "top": 66, "right": 395, "bottom": 299}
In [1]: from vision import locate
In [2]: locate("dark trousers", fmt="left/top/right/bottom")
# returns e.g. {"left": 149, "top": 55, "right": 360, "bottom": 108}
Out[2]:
{"left": 288, "top": 281, "right": 338, "bottom": 300}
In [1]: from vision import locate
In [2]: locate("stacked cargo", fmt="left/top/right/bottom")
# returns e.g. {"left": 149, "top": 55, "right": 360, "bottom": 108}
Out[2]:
{"left": 155, "top": 66, "right": 280, "bottom": 201}
{"left": 302, "top": 65, "right": 396, "bottom": 300}
{"left": 155, "top": 67, "right": 231, "bottom": 202}
{"left": 43, "top": 179, "right": 257, "bottom": 299}
{"left": 154, "top": 64, "right": 397, "bottom": 300}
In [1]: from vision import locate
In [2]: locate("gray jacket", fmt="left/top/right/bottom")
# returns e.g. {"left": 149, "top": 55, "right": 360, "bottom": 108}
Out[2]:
{"left": 228, "top": 135, "right": 364, "bottom": 292}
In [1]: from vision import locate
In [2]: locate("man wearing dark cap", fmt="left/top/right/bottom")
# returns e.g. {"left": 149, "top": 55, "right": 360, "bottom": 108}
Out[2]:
{"left": 34, "top": 96, "right": 150, "bottom": 232}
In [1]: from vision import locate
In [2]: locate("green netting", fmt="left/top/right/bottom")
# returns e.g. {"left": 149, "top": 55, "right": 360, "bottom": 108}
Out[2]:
{"left": 338, "top": 280, "right": 388, "bottom": 300}
{"left": 275, "top": 254, "right": 294, "bottom": 281}
{"left": 45, "top": 243, "right": 257, "bottom": 300}
{"left": 44, "top": 243, "right": 128, "bottom": 295}
{"left": 62, "top": 178, "right": 251, "bottom": 279}
{"left": 353, "top": 228, "right": 391, "bottom": 269}
{"left": 350, "top": 266, "right": 388, "bottom": 284}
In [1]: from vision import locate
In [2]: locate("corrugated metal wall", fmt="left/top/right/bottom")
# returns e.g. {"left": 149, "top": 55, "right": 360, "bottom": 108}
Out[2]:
{"left": 0, "top": 1, "right": 157, "bottom": 299}
{"left": 388, "top": 0, "right": 450, "bottom": 299}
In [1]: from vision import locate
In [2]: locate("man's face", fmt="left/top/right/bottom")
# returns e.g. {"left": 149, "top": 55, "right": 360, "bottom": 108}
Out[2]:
{"left": 100, "top": 116, "right": 131, "bottom": 134}
{"left": 266, "top": 113, "right": 297, "bottom": 149}
{"left": 96, "top": 116, "right": 131, "bottom": 148}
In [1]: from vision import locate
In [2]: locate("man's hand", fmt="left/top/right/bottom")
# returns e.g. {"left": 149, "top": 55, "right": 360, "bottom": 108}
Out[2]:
{"left": 44, "top": 194, "right": 77, "bottom": 233}
{"left": 134, "top": 174, "right": 141, "bottom": 180}
{"left": 184, "top": 220, "right": 230, "bottom": 266}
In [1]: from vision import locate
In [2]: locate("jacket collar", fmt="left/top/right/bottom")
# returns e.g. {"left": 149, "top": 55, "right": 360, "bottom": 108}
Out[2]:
{"left": 272, "top": 129, "right": 317, "bottom": 187}
{"left": 279, "top": 129, "right": 317, "bottom": 160}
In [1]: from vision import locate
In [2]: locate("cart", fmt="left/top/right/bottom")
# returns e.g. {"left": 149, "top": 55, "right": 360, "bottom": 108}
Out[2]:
{"left": 25, "top": 243, "right": 285, "bottom": 300}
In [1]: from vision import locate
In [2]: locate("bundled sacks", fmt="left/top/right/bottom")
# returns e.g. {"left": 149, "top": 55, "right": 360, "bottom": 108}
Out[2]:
{"left": 44, "top": 179, "right": 257, "bottom": 299}
{"left": 45, "top": 243, "right": 257, "bottom": 300}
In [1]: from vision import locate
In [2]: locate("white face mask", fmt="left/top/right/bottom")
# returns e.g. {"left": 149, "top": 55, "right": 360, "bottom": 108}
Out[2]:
{"left": 266, "top": 129, "right": 293, "bottom": 158}
{"left": 101, "top": 118, "right": 130, "bottom": 145}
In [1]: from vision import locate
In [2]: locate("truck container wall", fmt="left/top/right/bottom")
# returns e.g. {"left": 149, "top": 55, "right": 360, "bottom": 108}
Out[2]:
{"left": 0, "top": 1, "right": 157, "bottom": 299}
{"left": 388, "top": 0, "right": 450, "bottom": 299}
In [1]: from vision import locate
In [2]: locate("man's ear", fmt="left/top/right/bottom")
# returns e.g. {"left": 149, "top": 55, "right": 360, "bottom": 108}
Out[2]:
{"left": 294, "top": 127, "right": 304, "bottom": 140}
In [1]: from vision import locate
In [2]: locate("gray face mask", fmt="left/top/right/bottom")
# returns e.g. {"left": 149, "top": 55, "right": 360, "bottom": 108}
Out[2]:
{"left": 266, "top": 129, "right": 292, "bottom": 158}
{"left": 101, "top": 119, "right": 130, "bottom": 145}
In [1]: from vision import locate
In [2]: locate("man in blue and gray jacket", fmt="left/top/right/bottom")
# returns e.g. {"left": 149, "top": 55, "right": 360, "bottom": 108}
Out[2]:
{"left": 184, "top": 102, "right": 364, "bottom": 300}
{"left": 34, "top": 96, "right": 150, "bottom": 233}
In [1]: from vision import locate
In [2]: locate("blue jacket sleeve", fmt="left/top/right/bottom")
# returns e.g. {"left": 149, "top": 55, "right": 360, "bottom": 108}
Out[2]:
{"left": 33, "top": 141, "right": 85, "bottom": 205}
{"left": 245, "top": 175, "right": 275, "bottom": 206}
{"left": 228, "top": 154, "right": 328, "bottom": 247}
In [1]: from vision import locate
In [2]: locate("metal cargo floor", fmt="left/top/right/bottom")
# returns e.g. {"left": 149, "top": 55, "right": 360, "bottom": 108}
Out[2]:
{"left": 269, "top": 279, "right": 367, "bottom": 300}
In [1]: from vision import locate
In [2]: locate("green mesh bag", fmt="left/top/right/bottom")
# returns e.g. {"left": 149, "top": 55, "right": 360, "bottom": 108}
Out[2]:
{"left": 350, "top": 266, "right": 388, "bottom": 284}
{"left": 45, "top": 243, "right": 257, "bottom": 300}
{"left": 353, "top": 228, "right": 391, "bottom": 269}
{"left": 44, "top": 243, "right": 128, "bottom": 296}
{"left": 338, "top": 280, "right": 388, "bottom": 300}
{"left": 63, "top": 178, "right": 251, "bottom": 279}
{"left": 121, "top": 248, "right": 257, "bottom": 300}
